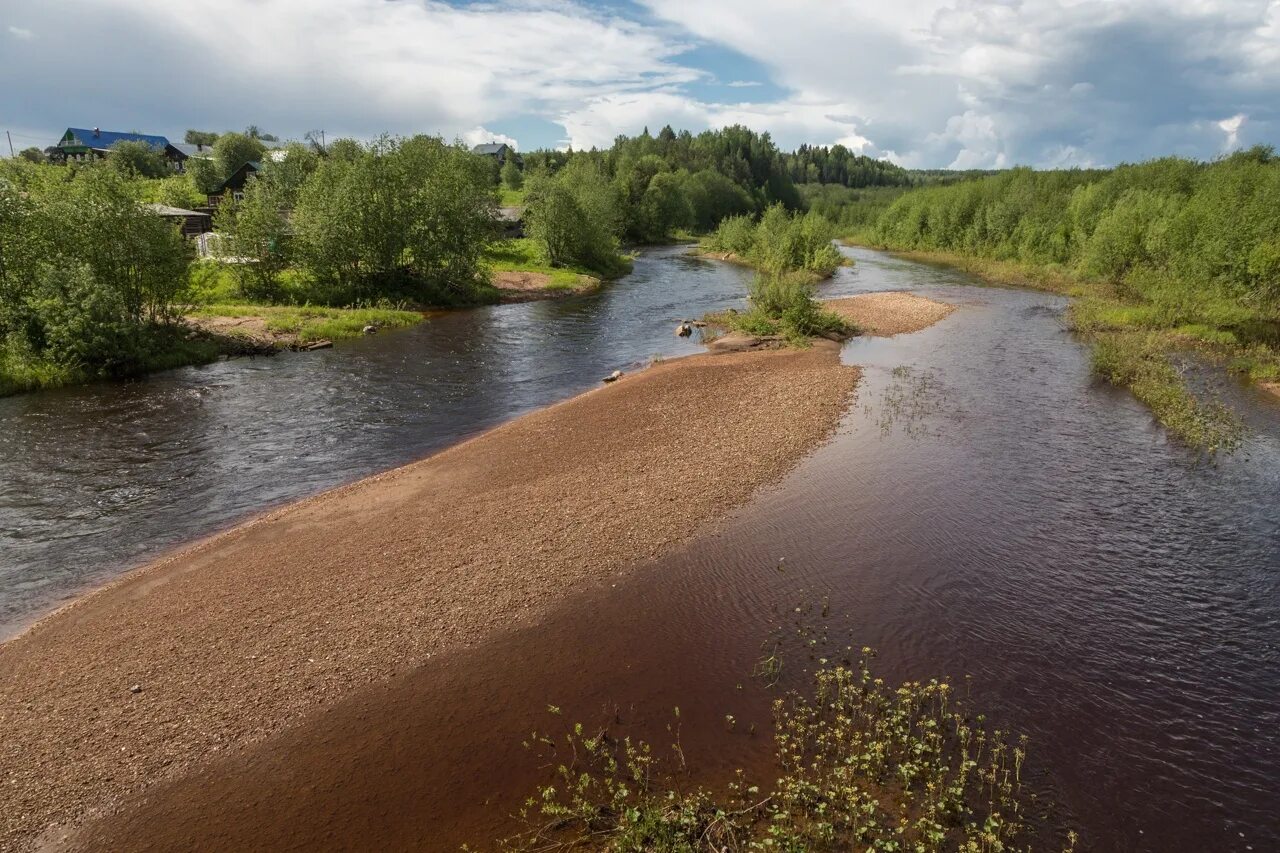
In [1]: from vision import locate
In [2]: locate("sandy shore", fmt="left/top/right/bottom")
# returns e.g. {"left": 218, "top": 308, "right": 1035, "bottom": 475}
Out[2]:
{"left": 0, "top": 345, "right": 858, "bottom": 851}
{"left": 825, "top": 292, "right": 956, "bottom": 336}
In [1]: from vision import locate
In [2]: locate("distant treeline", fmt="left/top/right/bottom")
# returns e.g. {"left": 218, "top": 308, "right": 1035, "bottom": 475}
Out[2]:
{"left": 872, "top": 148, "right": 1280, "bottom": 312}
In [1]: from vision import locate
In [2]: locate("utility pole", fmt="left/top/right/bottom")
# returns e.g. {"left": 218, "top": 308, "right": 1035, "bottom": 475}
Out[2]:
{"left": 5, "top": 131, "right": 13, "bottom": 158}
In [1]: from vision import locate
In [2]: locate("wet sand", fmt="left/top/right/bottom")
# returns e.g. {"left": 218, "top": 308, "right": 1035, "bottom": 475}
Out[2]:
{"left": 0, "top": 345, "right": 859, "bottom": 851}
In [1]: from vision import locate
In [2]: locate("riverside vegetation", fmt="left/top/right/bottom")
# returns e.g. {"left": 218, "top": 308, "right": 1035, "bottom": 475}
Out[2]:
{"left": 849, "top": 148, "right": 1280, "bottom": 450}
{"left": 0, "top": 124, "right": 853, "bottom": 395}
{"left": 498, "top": 649, "right": 1070, "bottom": 852}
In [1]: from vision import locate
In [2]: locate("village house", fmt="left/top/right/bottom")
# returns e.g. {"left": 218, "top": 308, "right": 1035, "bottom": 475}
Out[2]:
{"left": 51, "top": 127, "right": 190, "bottom": 170}
{"left": 206, "top": 160, "right": 261, "bottom": 206}
{"left": 471, "top": 142, "right": 521, "bottom": 167}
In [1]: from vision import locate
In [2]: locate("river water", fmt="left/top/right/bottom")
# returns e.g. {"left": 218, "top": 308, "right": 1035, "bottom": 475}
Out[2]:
{"left": 2, "top": 246, "right": 1278, "bottom": 850}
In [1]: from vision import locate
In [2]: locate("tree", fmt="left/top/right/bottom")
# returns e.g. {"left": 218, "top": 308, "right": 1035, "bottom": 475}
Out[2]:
{"left": 291, "top": 135, "right": 496, "bottom": 303}
{"left": 244, "top": 125, "right": 279, "bottom": 142}
{"left": 525, "top": 159, "right": 623, "bottom": 273}
{"left": 216, "top": 176, "right": 290, "bottom": 300}
{"left": 0, "top": 162, "right": 192, "bottom": 376}
{"left": 151, "top": 175, "right": 203, "bottom": 210}
{"left": 213, "top": 133, "right": 266, "bottom": 181}
{"left": 186, "top": 158, "right": 223, "bottom": 195}
{"left": 259, "top": 143, "right": 320, "bottom": 208}
{"left": 108, "top": 140, "right": 170, "bottom": 178}
{"left": 635, "top": 171, "right": 692, "bottom": 242}
{"left": 184, "top": 129, "right": 220, "bottom": 147}
{"left": 18, "top": 147, "right": 46, "bottom": 164}
{"left": 501, "top": 158, "right": 524, "bottom": 191}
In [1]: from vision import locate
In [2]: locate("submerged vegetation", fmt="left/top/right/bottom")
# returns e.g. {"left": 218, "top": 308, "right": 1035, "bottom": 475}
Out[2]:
{"left": 500, "top": 651, "right": 1063, "bottom": 852}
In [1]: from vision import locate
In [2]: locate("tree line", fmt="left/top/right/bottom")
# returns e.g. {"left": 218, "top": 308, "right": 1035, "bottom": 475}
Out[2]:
{"left": 872, "top": 148, "right": 1280, "bottom": 312}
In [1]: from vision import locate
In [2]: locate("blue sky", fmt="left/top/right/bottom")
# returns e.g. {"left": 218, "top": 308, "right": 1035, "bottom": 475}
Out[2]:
{"left": 2, "top": 0, "right": 1277, "bottom": 167}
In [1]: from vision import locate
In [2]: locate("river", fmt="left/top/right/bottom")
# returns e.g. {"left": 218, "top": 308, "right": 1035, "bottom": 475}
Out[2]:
{"left": 2, "top": 245, "right": 1278, "bottom": 850}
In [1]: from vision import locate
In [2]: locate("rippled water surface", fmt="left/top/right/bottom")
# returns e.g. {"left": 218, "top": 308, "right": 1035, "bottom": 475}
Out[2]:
{"left": 4, "top": 246, "right": 1279, "bottom": 851}
{"left": 0, "top": 247, "right": 754, "bottom": 633}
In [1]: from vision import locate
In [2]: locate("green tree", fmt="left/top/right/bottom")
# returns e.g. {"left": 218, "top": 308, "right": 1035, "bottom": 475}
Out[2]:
{"left": 213, "top": 133, "right": 266, "bottom": 181}
{"left": 635, "top": 171, "right": 692, "bottom": 242}
{"left": 291, "top": 135, "right": 495, "bottom": 303}
{"left": 259, "top": 143, "right": 320, "bottom": 208}
{"left": 17, "top": 147, "right": 46, "bottom": 164}
{"left": 108, "top": 140, "right": 170, "bottom": 178}
{"left": 216, "top": 176, "right": 290, "bottom": 300}
{"left": 184, "top": 129, "right": 220, "bottom": 147}
{"left": 185, "top": 158, "right": 223, "bottom": 196}
{"left": 501, "top": 158, "right": 524, "bottom": 191}
{"left": 525, "top": 159, "right": 624, "bottom": 273}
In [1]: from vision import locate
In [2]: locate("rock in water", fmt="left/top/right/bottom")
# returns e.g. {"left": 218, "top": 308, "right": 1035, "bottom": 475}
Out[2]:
{"left": 675, "top": 323, "right": 693, "bottom": 337}
{"left": 603, "top": 370, "right": 623, "bottom": 383}
{"left": 362, "top": 325, "right": 377, "bottom": 335}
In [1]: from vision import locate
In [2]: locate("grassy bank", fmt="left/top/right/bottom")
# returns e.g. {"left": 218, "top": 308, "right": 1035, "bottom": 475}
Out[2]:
{"left": 484, "top": 238, "right": 606, "bottom": 292}
{"left": 0, "top": 326, "right": 224, "bottom": 397}
{"left": 188, "top": 303, "right": 424, "bottom": 345}
{"left": 846, "top": 240, "right": 1259, "bottom": 449}
{"left": 847, "top": 152, "right": 1280, "bottom": 448}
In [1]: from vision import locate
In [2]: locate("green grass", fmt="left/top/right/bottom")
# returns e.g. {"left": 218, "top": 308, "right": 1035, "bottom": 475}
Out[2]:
{"left": 484, "top": 238, "right": 601, "bottom": 290}
{"left": 1091, "top": 332, "right": 1243, "bottom": 451}
{"left": 498, "top": 187, "right": 526, "bottom": 207}
{"left": 189, "top": 303, "right": 423, "bottom": 343}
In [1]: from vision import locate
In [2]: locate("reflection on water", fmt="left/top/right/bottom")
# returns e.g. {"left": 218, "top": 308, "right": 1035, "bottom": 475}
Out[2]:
{"left": 0, "top": 247, "right": 753, "bottom": 635}
{"left": 4, "top": 246, "right": 1280, "bottom": 851}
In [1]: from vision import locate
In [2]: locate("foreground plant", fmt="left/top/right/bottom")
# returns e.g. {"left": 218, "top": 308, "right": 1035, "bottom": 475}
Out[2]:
{"left": 499, "top": 652, "right": 1068, "bottom": 852}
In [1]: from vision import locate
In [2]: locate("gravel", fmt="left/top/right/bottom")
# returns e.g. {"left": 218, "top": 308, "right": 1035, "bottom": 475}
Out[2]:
{"left": 0, "top": 344, "right": 859, "bottom": 851}
{"left": 825, "top": 292, "right": 956, "bottom": 336}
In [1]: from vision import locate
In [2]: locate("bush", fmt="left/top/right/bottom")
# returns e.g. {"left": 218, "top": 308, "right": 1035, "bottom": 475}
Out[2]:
{"left": 28, "top": 263, "right": 146, "bottom": 373}
{"left": 291, "top": 135, "right": 496, "bottom": 304}
{"left": 524, "top": 158, "right": 626, "bottom": 275}
{"left": 704, "top": 206, "right": 842, "bottom": 278}
{"left": 704, "top": 214, "right": 757, "bottom": 256}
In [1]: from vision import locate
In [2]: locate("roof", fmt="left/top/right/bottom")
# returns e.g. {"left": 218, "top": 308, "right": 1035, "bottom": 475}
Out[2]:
{"left": 145, "top": 203, "right": 209, "bottom": 218}
{"left": 59, "top": 128, "right": 170, "bottom": 151}
{"left": 211, "top": 160, "right": 263, "bottom": 194}
{"left": 472, "top": 143, "right": 509, "bottom": 156}
{"left": 171, "top": 143, "right": 213, "bottom": 159}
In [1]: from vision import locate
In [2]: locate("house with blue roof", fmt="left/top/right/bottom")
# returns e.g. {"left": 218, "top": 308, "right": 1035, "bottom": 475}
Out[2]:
{"left": 53, "top": 127, "right": 190, "bottom": 171}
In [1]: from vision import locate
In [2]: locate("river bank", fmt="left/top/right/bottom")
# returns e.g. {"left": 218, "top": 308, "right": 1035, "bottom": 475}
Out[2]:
{"left": 845, "top": 239, "right": 1280, "bottom": 405}
{"left": 0, "top": 339, "right": 864, "bottom": 850}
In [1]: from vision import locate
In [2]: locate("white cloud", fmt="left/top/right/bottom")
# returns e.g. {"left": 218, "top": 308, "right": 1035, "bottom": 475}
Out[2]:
{"left": 639, "top": 0, "right": 1280, "bottom": 167}
{"left": 559, "top": 90, "right": 875, "bottom": 153}
{"left": 461, "top": 126, "right": 519, "bottom": 151}
{"left": 1217, "top": 113, "right": 1247, "bottom": 149}
{"left": 5, "top": 0, "right": 698, "bottom": 144}
{"left": 5, "top": 0, "right": 1278, "bottom": 165}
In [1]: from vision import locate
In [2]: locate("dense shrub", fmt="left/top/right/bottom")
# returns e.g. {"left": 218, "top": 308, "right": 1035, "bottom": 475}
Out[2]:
{"left": 291, "top": 135, "right": 496, "bottom": 304}
{"left": 704, "top": 205, "right": 842, "bottom": 278}
{"left": 873, "top": 149, "right": 1280, "bottom": 313}
{"left": 524, "top": 158, "right": 626, "bottom": 275}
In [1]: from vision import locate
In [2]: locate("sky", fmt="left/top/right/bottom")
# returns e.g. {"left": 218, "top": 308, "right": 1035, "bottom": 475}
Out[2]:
{"left": 2, "top": 0, "right": 1277, "bottom": 168}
